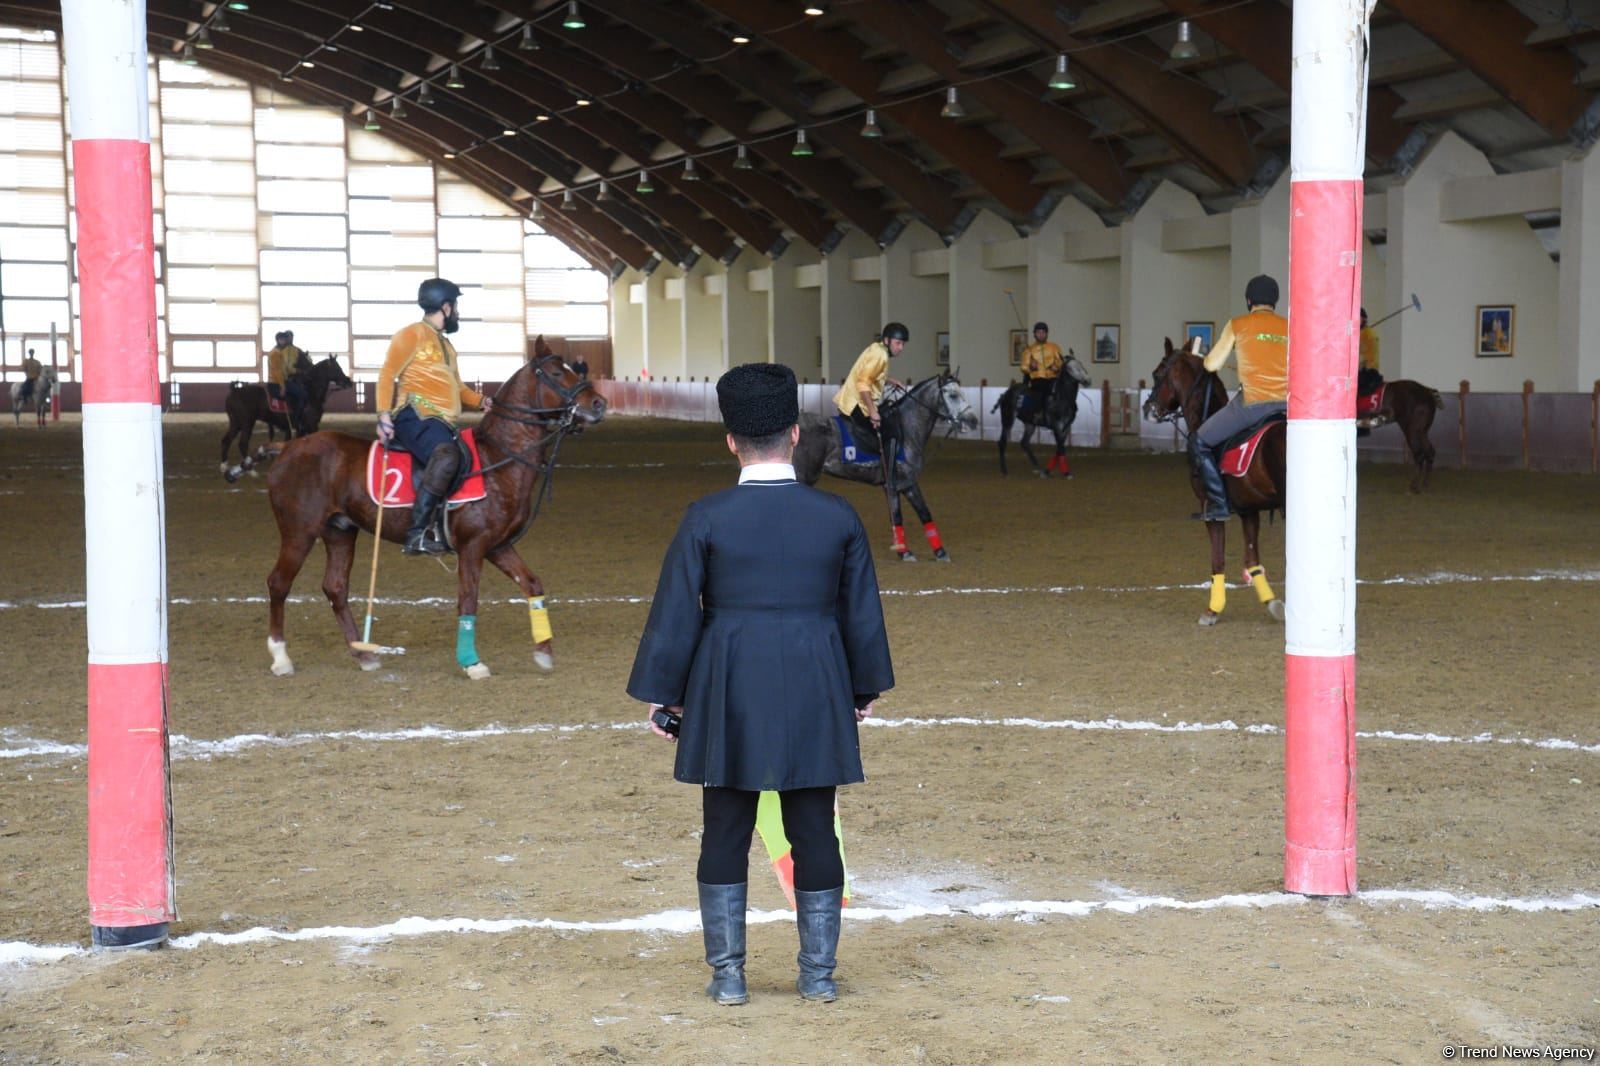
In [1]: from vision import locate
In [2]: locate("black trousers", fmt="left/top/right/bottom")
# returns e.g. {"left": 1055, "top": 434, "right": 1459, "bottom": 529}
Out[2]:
{"left": 699, "top": 786, "right": 843, "bottom": 892}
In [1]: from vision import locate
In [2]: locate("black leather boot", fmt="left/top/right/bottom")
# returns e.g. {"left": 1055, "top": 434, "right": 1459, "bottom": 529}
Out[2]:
{"left": 698, "top": 882, "right": 749, "bottom": 1005}
{"left": 1190, "top": 449, "right": 1233, "bottom": 523}
{"left": 403, "top": 489, "right": 448, "bottom": 555}
{"left": 795, "top": 886, "right": 844, "bottom": 1002}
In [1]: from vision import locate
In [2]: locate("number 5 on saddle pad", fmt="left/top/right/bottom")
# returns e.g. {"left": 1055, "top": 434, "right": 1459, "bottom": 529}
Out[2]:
{"left": 755, "top": 791, "right": 851, "bottom": 909}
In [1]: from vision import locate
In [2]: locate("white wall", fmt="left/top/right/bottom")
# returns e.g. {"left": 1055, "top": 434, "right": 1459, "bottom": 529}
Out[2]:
{"left": 682, "top": 256, "right": 723, "bottom": 380}
{"left": 1029, "top": 197, "right": 1120, "bottom": 383}
{"left": 722, "top": 247, "right": 769, "bottom": 369}
{"left": 769, "top": 240, "right": 822, "bottom": 376}
{"left": 879, "top": 220, "right": 948, "bottom": 382}
{"left": 610, "top": 268, "right": 644, "bottom": 378}
{"left": 822, "top": 230, "right": 880, "bottom": 381}
{"left": 1388, "top": 132, "right": 1561, "bottom": 390}
{"left": 1121, "top": 182, "right": 1229, "bottom": 388}
{"left": 1559, "top": 147, "right": 1600, "bottom": 391}
{"left": 949, "top": 208, "right": 1022, "bottom": 386}
{"left": 644, "top": 263, "right": 685, "bottom": 379}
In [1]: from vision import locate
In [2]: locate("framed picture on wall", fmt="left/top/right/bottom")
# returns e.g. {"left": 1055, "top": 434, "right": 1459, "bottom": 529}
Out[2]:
{"left": 1184, "top": 321, "right": 1215, "bottom": 356}
{"left": 1092, "top": 324, "right": 1120, "bottom": 364}
{"left": 1008, "top": 328, "right": 1027, "bottom": 366}
{"left": 1475, "top": 305, "right": 1514, "bottom": 358}
{"left": 936, "top": 330, "right": 951, "bottom": 367}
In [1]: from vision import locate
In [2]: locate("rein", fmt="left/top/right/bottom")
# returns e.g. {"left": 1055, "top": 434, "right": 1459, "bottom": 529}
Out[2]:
{"left": 1150, "top": 357, "right": 1220, "bottom": 443}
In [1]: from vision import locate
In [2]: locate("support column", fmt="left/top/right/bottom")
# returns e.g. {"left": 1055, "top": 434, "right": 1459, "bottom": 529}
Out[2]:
{"left": 682, "top": 257, "right": 723, "bottom": 379}
{"left": 644, "top": 263, "right": 685, "bottom": 379}
{"left": 1284, "top": 0, "right": 1366, "bottom": 896}
{"left": 721, "top": 248, "right": 768, "bottom": 367}
{"left": 63, "top": 0, "right": 175, "bottom": 947}
{"left": 610, "top": 269, "right": 645, "bottom": 378}
{"left": 768, "top": 241, "right": 821, "bottom": 376}
{"left": 949, "top": 209, "right": 1019, "bottom": 386}
{"left": 821, "top": 231, "right": 880, "bottom": 380}
{"left": 1560, "top": 149, "right": 1600, "bottom": 391}
{"left": 879, "top": 222, "right": 947, "bottom": 381}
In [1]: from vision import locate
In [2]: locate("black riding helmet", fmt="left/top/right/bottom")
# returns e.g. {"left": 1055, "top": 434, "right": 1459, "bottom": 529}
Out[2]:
{"left": 1033, "top": 321, "right": 1048, "bottom": 333}
{"left": 1245, "top": 274, "right": 1279, "bottom": 308}
{"left": 881, "top": 321, "right": 910, "bottom": 343}
{"left": 419, "top": 277, "right": 463, "bottom": 312}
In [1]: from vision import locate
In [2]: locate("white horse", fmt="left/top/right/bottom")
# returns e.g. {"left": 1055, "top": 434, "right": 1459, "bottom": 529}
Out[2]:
{"left": 10, "top": 367, "right": 57, "bottom": 427}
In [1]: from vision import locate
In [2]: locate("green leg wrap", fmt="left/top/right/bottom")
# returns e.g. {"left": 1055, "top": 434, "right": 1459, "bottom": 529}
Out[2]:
{"left": 456, "top": 614, "right": 479, "bottom": 669}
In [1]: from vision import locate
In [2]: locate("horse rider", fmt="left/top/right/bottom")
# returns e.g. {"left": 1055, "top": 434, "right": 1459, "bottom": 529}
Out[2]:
{"left": 632, "top": 361, "right": 894, "bottom": 1007}
{"left": 18, "top": 348, "right": 41, "bottom": 406}
{"left": 265, "top": 330, "right": 309, "bottom": 433}
{"left": 834, "top": 322, "right": 909, "bottom": 494}
{"left": 1356, "top": 307, "right": 1385, "bottom": 436}
{"left": 375, "top": 277, "right": 491, "bottom": 556}
{"left": 1188, "top": 274, "right": 1289, "bottom": 522}
{"left": 1017, "top": 321, "right": 1064, "bottom": 418}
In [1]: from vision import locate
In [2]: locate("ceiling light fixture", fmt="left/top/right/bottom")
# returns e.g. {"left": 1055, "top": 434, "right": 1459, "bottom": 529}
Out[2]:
{"left": 860, "top": 108, "right": 881, "bottom": 138}
{"left": 637, "top": 169, "right": 654, "bottom": 193}
{"left": 280, "top": 71, "right": 293, "bottom": 82}
{"left": 562, "top": 2, "right": 586, "bottom": 30}
{"left": 803, "top": 4, "right": 825, "bottom": 15}
{"left": 791, "top": 128, "right": 813, "bottom": 156}
{"left": 212, "top": 9, "right": 230, "bottom": 31}
{"left": 1170, "top": 20, "right": 1200, "bottom": 62}
{"left": 531, "top": 198, "right": 544, "bottom": 219}
{"left": 561, "top": 189, "right": 578, "bottom": 211}
{"left": 682, "top": 156, "right": 700, "bottom": 180}
{"left": 364, "top": 109, "right": 381, "bottom": 131}
{"left": 940, "top": 86, "right": 964, "bottom": 119}
{"left": 349, "top": 24, "right": 364, "bottom": 32}
{"left": 732, "top": 33, "right": 750, "bottom": 45}
{"left": 1047, "top": 53, "right": 1075, "bottom": 91}
{"left": 596, "top": 180, "right": 611, "bottom": 202}
{"left": 390, "top": 96, "right": 407, "bottom": 118}
{"left": 733, "top": 144, "right": 753, "bottom": 170}
{"left": 195, "top": 26, "right": 214, "bottom": 49}
{"left": 535, "top": 113, "right": 551, "bottom": 122}
{"left": 519, "top": 24, "right": 539, "bottom": 51}
{"left": 482, "top": 46, "right": 500, "bottom": 71}
{"left": 301, "top": 59, "right": 316, "bottom": 69}
{"left": 180, "top": 41, "right": 198, "bottom": 64}
{"left": 503, "top": 127, "right": 517, "bottom": 137}
{"left": 442, "top": 150, "right": 456, "bottom": 159}
{"left": 418, "top": 81, "right": 435, "bottom": 104}
{"left": 446, "top": 64, "right": 465, "bottom": 89}
{"left": 225, "top": 0, "right": 249, "bottom": 10}
{"left": 575, "top": 98, "right": 591, "bottom": 107}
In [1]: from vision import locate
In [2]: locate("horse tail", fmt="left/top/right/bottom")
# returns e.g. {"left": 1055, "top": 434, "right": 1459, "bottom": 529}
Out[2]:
{"left": 1428, "top": 387, "right": 1443, "bottom": 410}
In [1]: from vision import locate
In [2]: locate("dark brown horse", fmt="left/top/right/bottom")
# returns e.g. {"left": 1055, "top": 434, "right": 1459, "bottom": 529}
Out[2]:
{"left": 1144, "top": 338, "right": 1286, "bottom": 626}
{"left": 1359, "top": 380, "right": 1442, "bottom": 493}
{"left": 220, "top": 356, "right": 354, "bottom": 481}
{"left": 262, "top": 338, "right": 606, "bottom": 678}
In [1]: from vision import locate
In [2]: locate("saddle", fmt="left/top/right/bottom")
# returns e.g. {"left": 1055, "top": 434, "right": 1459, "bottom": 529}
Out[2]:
{"left": 266, "top": 395, "right": 288, "bottom": 415}
{"left": 833, "top": 415, "right": 906, "bottom": 465}
{"left": 366, "top": 430, "right": 487, "bottom": 508}
{"left": 1220, "top": 414, "right": 1285, "bottom": 478}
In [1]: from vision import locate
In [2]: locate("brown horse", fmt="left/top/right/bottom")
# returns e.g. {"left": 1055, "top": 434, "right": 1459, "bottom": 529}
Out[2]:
{"left": 1144, "top": 338, "right": 1286, "bottom": 626}
{"left": 262, "top": 338, "right": 606, "bottom": 678}
{"left": 220, "top": 356, "right": 353, "bottom": 481}
{"left": 1359, "top": 380, "right": 1442, "bottom": 493}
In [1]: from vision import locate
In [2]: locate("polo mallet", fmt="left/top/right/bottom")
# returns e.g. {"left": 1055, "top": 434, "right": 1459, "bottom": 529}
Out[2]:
{"left": 1001, "top": 288, "right": 1027, "bottom": 331}
{"left": 1367, "top": 292, "right": 1421, "bottom": 329}
{"left": 350, "top": 443, "right": 393, "bottom": 654}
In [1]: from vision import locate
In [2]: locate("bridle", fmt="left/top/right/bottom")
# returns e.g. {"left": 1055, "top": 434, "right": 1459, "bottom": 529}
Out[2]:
{"left": 1147, "top": 353, "right": 1219, "bottom": 441}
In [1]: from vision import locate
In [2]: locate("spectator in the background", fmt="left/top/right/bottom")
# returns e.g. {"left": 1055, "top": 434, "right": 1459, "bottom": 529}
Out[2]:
{"left": 571, "top": 354, "right": 590, "bottom": 379}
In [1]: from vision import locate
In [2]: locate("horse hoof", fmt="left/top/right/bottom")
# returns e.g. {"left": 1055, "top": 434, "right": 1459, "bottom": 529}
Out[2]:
{"left": 465, "top": 662, "right": 492, "bottom": 681}
{"left": 1267, "top": 599, "right": 1286, "bottom": 622}
{"left": 218, "top": 462, "right": 230, "bottom": 475}
{"left": 267, "top": 638, "right": 295, "bottom": 676}
{"left": 533, "top": 650, "right": 554, "bottom": 672}
{"left": 933, "top": 549, "right": 951, "bottom": 563}
{"left": 358, "top": 655, "right": 382, "bottom": 672}
{"left": 1197, "top": 612, "right": 1220, "bottom": 627}
{"left": 898, "top": 551, "right": 918, "bottom": 563}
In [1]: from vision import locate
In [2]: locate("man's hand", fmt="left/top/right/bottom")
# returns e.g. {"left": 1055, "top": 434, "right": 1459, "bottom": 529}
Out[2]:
{"left": 855, "top": 700, "right": 876, "bottom": 723}
{"left": 648, "top": 704, "right": 682, "bottom": 742}
{"left": 376, "top": 412, "right": 394, "bottom": 445}
{"left": 480, "top": 397, "right": 493, "bottom": 413}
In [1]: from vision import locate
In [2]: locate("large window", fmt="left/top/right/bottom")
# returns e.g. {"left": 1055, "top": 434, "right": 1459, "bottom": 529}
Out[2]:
{"left": 2, "top": 23, "right": 610, "bottom": 385}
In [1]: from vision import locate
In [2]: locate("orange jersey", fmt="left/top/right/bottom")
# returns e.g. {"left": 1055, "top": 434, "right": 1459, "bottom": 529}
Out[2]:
{"left": 376, "top": 321, "right": 483, "bottom": 424}
{"left": 1207, "top": 308, "right": 1288, "bottom": 404}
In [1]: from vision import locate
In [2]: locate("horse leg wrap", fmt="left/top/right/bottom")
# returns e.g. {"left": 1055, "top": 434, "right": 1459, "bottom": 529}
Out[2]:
{"left": 528, "top": 597, "right": 553, "bottom": 644}
{"left": 1245, "top": 565, "right": 1276, "bottom": 605}
{"left": 923, "top": 522, "right": 943, "bottom": 552}
{"left": 1208, "top": 574, "right": 1227, "bottom": 615}
{"left": 892, "top": 525, "right": 908, "bottom": 554}
{"left": 456, "top": 614, "right": 480, "bottom": 668}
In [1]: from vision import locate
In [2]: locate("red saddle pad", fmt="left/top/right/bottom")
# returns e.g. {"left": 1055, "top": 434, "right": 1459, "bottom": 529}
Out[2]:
{"left": 267, "top": 395, "right": 287, "bottom": 415}
{"left": 1221, "top": 423, "right": 1277, "bottom": 478}
{"left": 366, "top": 430, "right": 487, "bottom": 507}
{"left": 1356, "top": 384, "right": 1386, "bottom": 417}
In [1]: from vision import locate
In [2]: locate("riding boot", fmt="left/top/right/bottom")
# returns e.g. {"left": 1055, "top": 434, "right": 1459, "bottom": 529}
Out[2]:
{"left": 698, "top": 882, "right": 750, "bottom": 1006}
{"left": 403, "top": 489, "right": 449, "bottom": 556}
{"left": 795, "top": 886, "right": 844, "bottom": 1002}
{"left": 1189, "top": 449, "right": 1233, "bottom": 523}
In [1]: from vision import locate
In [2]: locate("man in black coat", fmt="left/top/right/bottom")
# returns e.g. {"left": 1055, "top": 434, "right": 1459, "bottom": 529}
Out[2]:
{"left": 629, "top": 361, "right": 894, "bottom": 1007}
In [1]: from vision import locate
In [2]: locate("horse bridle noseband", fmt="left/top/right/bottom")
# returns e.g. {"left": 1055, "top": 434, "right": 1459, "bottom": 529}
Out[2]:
{"left": 1148, "top": 355, "right": 1218, "bottom": 441}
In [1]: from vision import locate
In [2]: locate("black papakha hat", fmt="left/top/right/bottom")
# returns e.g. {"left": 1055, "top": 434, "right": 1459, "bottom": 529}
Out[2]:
{"left": 717, "top": 362, "right": 798, "bottom": 437}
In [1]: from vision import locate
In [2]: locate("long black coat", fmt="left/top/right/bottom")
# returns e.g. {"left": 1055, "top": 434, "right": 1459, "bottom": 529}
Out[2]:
{"left": 627, "top": 475, "right": 894, "bottom": 791}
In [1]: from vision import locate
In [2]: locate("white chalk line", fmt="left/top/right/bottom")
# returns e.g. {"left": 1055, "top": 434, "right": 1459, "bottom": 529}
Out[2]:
{"left": 5, "top": 714, "right": 1598, "bottom": 764}
{"left": 5, "top": 888, "right": 1597, "bottom": 970}
{"left": 7, "top": 568, "right": 1600, "bottom": 614}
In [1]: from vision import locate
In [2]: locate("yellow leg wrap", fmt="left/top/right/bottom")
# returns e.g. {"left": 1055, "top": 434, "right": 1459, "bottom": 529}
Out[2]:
{"left": 1208, "top": 574, "right": 1227, "bottom": 615}
{"left": 1247, "top": 565, "right": 1276, "bottom": 605}
{"left": 528, "top": 597, "right": 553, "bottom": 644}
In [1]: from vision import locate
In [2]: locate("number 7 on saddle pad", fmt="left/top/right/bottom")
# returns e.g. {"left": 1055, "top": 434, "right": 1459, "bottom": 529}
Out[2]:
{"left": 755, "top": 791, "right": 851, "bottom": 908}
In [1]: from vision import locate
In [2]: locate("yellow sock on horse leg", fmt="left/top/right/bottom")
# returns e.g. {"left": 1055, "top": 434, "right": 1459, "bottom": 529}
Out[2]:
{"left": 1208, "top": 574, "right": 1227, "bottom": 615}
{"left": 528, "top": 596, "right": 553, "bottom": 644}
{"left": 1246, "top": 565, "right": 1276, "bottom": 604}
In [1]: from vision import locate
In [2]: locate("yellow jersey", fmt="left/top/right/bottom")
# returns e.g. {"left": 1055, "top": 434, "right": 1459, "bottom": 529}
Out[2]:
{"left": 1020, "top": 341, "right": 1063, "bottom": 379}
{"left": 834, "top": 341, "right": 890, "bottom": 417}
{"left": 22, "top": 357, "right": 41, "bottom": 381}
{"left": 1205, "top": 308, "right": 1288, "bottom": 405}
{"left": 376, "top": 321, "right": 483, "bottom": 424}
{"left": 1359, "top": 327, "right": 1379, "bottom": 372}
{"left": 265, "top": 344, "right": 303, "bottom": 387}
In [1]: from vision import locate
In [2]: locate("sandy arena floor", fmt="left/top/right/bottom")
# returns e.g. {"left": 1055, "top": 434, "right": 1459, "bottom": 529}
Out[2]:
{"left": 1, "top": 413, "right": 1598, "bottom": 1063}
